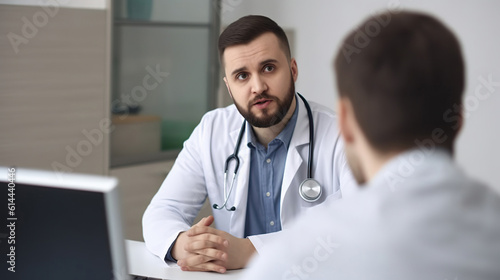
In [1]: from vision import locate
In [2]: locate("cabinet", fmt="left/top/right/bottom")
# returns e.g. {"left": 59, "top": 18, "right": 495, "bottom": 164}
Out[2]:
{"left": 111, "top": 0, "right": 221, "bottom": 167}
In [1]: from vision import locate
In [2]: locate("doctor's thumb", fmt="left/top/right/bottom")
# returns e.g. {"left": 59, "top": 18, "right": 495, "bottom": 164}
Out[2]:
{"left": 202, "top": 215, "right": 214, "bottom": 227}
{"left": 194, "top": 215, "right": 214, "bottom": 227}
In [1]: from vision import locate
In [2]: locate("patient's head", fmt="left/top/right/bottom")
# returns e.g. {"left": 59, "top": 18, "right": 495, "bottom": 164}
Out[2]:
{"left": 334, "top": 11, "right": 464, "bottom": 184}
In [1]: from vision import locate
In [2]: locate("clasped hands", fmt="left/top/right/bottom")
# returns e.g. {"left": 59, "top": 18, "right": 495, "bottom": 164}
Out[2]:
{"left": 171, "top": 215, "right": 256, "bottom": 273}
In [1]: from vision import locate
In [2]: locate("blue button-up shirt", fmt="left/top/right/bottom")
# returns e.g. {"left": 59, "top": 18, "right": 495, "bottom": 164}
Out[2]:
{"left": 244, "top": 98, "right": 299, "bottom": 237}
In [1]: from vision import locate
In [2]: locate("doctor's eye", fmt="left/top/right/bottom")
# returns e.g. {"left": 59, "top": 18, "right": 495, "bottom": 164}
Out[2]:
{"left": 263, "top": 65, "right": 275, "bottom": 73}
{"left": 236, "top": 73, "right": 248, "bottom": 81}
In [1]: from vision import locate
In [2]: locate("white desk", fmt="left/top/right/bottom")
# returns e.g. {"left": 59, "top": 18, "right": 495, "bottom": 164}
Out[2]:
{"left": 126, "top": 240, "right": 245, "bottom": 280}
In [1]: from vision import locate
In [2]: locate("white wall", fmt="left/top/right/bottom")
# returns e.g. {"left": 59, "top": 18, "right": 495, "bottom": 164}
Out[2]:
{"left": 221, "top": 0, "right": 500, "bottom": 190}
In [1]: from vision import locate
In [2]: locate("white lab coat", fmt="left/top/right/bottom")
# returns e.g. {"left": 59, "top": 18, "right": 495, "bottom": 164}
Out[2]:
{"left": 242, "top": 149, "right": 500, "bottom": 280}
{"left": 142, "top": 95, "right": 356, "bottom": 261}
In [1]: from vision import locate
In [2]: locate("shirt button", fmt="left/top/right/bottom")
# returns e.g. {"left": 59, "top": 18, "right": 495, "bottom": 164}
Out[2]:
{"left": 266, "top": 158, "right": 271, "bottom": 163}
{"left": 270, "top": 221, "right": 275, "bottom": 226}
{"left": 266, "top": 192, "right": 271, "bottom": 197}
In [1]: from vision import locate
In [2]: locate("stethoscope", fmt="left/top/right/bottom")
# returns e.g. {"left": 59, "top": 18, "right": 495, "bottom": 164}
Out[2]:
{"left": 213, "top": 93, "right": 325, "bottom": 211}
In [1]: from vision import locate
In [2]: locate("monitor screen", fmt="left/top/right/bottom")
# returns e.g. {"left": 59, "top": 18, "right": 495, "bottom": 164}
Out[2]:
{"left": 0, "top": 167, "right": 129, "bottom": 280}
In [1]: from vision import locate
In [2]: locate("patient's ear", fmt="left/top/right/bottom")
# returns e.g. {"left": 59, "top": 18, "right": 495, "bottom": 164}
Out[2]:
{"left": 456, "top": 105, "right": 464, "bottom": 135}
{"left": 336, "top": 97, "right": 355, "bottom": 144}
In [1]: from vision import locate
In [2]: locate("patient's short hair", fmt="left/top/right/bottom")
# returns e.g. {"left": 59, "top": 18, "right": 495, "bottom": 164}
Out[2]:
{"left": 335, "top": 11, "right": 464, "bottom": 153}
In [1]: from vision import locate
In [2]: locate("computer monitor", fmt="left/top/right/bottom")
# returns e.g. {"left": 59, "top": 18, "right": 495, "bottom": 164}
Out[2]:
{"left": 0, "top": 166, "right": 129, "bottom": 280}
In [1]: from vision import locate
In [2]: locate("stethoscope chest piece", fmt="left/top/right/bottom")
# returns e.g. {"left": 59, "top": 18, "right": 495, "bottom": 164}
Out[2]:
{"left": 299, "top": 178, "right": 322, "bottom": 202}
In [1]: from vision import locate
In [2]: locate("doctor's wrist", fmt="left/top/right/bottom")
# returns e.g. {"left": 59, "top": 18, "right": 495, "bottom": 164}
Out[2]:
{"left": 165, "top": 241, "right": 178, "bottom": 262}
{"left": 171, "top": 231, "right": 187, "bottom": 261}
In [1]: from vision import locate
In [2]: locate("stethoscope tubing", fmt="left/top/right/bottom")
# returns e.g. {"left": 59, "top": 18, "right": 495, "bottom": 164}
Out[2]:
{"left": 213, "top": 121, "right": 245, "bottom": 211}
{"left": 297, "top": 93, "right": 314, "bottom": 180}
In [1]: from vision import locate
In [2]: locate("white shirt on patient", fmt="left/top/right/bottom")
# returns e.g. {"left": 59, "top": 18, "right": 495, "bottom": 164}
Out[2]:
{"left": 242, "top": 148, "right": 500, "bottom": 280}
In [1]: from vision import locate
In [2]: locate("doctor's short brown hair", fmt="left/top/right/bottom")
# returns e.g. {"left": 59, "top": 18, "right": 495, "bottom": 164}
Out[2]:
{"left": 334, "top": 11, "right": 464, "bottom": 153}
{"left": 218, "top": 15, "right": 291, "bottom": 63}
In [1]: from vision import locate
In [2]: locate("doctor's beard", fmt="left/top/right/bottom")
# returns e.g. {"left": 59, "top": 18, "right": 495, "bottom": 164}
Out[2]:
{"left": 233, "top": 74, "right": 295, "bottom": 128}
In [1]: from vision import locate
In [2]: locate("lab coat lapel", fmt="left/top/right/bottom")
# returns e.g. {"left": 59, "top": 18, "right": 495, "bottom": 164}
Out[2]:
{"left": 281, "top": 96, "right": 309, "bottom": 216}
{"left": 228, "top": 122, "right": 250, "bottom": 238}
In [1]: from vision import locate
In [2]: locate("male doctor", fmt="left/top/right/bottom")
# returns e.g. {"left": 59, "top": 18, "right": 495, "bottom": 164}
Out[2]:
{"left": 242, "top": 11, "right": 500, "bottom": 279}
{"left": 142, "top": 15, "right": 355, "bottom": 273}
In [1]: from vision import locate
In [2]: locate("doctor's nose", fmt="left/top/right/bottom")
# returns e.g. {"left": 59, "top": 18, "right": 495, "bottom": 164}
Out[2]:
{"left": 250, "top": 75, "right": 268, "bottom": 95}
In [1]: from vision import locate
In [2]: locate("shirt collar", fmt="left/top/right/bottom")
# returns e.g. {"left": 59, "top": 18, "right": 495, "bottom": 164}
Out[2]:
{"left": 365, "top": 147, "right": 452, "bottom": 190}
{"left": 247, "top": 95, "right": 299, "bottom": 150}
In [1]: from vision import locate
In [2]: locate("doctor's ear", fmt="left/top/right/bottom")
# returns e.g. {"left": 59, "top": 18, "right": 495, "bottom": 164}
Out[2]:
{"left": 223, "top": 77, "right": 233, "bottom": 99}
{"left": 290, "top": 58, "right": 298, "bottom": 82}
{"left": 336, "top": 97, "right": 356, "bottom": 144}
